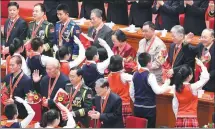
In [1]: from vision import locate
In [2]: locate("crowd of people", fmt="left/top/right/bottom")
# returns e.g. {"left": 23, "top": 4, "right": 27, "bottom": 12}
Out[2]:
{"left": 1, "top": 1, "right": 215, "bottom": 128}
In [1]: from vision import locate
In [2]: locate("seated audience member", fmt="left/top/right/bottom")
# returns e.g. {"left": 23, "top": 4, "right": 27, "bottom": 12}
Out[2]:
{"left": 183, "top": 0, "right": 209, "bottom": 36}
{"left": 38, "top": 104, "right": 76, "bottom": 128}
{"left": 61, "top": 67, "right": 93, "bottom": 128}
{"left": 152, "top": 0, "right": 183, "bottom": 31}
{"left": 88, "top": 9, "right": 113, "bottom": 49}
{"left": 186, "top": 29, "right": 215, "bottom": 92}
{"left": 80, "top": 0, "right": 106, "bottom": 20}
{"left": 205, "top": 1, "right": 214, "bottom": 28}
{"left": 2, "top": 55, "right": 33, "bottom": 119}
{"left": 172, "top": 59, "right": 209, "bottom": 128}
{"left": 108, "top": 55, "right": 133, "bottom": 127}
{"left": 105, "top": 0, "right": 128, "bottom": 25}
{"left": 129, "top": 0, "right": 154, "bottom": 27}
{"left": 56, "top": 36, "right": 85, "bottom": 76}
{"left": 55, "top": 4, "right": 81, "bottom": 59}
{"left": 112, "top": 29, "right": 136, "bottom": 73}
{"left": 6, "top": 38, "right": 30, "bottom": 76}
{"left": 3, "top": 96, "right": 35, "bottom": 128}
{"left": 88, "top": 78, "right": 124, "bottom": 128}
{"left": 82, "top": 38, "right": 114, "bottom": 94}
{"left": 132, "top": 52, "right": 172, "bottom": 128}
{"left": 26, "top": 38, "right": 53, "bottom": 77}
{"left": 165, "top": 25, "right": 195, "bottom": 85}
{"left": 137, "top": 21, "right": 167, "bottom": 84}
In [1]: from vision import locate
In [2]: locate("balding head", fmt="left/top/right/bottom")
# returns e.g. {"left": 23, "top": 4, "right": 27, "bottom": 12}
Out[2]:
{"left": 46, "top": 58, "right": 60, "bottom": 78}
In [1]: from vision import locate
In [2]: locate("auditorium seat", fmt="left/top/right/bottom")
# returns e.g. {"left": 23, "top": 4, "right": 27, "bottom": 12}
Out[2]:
{"left": 179, "top": 14, "right": 185, "bottom": 26}
{"left": 126, "top": 116, "right": 148, "bottom": 128}
{"left": 1, "top": 0, "right": 9, "bottom": 25}
{"left": 209, "top": 18, "right": 214, "bottom": 29}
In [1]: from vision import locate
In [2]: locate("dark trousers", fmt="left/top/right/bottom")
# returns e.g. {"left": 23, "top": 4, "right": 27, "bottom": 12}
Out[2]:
{"left": 134, "top": 106, "right": 156, "bottom": 128}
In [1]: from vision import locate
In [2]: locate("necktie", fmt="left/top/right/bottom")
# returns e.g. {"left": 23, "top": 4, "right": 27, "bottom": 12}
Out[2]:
{"left": 92, "top": 29, "right": 97, "bottom": 39}
{"left": 8, "top": 20, "right": 13, "bottom": 29}
{"left": 204, "top": 47, "right": 208, "bottom": 55}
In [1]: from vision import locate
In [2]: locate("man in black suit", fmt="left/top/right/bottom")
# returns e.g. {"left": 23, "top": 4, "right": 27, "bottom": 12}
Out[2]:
{"left": 152, "top": 0, "right": 183, "bottom": 31}
{"left": 43, "top": 0, "right": 79, "bottom": 25}
{"left": 129, "top": 0, "right": 154, "bottom": 27}
{"left": 105, "top": 0, "right": 128, "bottom": 25}
{"left": 88, "top": 78, "right": 124, "bottom": 128}
{"left": 166, "top": 25, "right": 195, "bottom": 85}
{"left": 80, "top": 0, "right": 106, "bottom": 20}
{"left": 88, "top": 9, "right": 113, "bottom": 49}
{"left": 2, "top": 2, "right": 28, "bottom": 55}
{"left": 183, "top": 0, "right": 208, "bottom": 36}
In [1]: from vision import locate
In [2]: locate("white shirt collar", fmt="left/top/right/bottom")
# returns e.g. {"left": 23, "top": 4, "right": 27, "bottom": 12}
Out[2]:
{"left": 183, "top": 82, "right": 190, "bottom": 85}
{"left": 206, "top": 42, "right": 213, "bottom": 50}
{"left": 46, "top": 126, "right": 54, "bottom": 128}
{"left": 60, "top": 60, "right": 68, "bottom": 63}
{"left": 86, "top": 60, "right": 96, "bottom": 64}
{"left": 7, "top": 119, "right": 18, "bottom": 123}
{"left": 139, "top": 67, "right": 150, "bottom": 71}
{"left": 36, "top": 18, "right": 43, "bottom": 25}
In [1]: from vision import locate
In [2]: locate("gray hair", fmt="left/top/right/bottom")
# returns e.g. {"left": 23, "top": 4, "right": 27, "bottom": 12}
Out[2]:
{"left": 91, "top": 8, "right": 103, "bottom": 19}
{"left": 95, "top": 78, "right": 109, "bottom": 88}
{"left": 171, "top": 25, "right": 185, "bottom": 37}
{"left": 203, "top": 28, "right": 214, "bottom": 38}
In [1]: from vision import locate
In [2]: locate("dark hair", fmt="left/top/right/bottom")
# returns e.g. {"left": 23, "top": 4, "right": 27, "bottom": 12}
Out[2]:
{"left": 57, "top": 4, "right": 69, "bottom": 14}
{"left": 113, "top": 29, "right": 127, "bottom": 42}
{"left": 85, "top": 46, "right": 98, "bottom": 60}
{"left": 95, "top": 78, "right": 109, "bottom": 88}
{"left": 34, "top": 3, "right": 46, "bottom": 13}
{"left": 97, "top": 48, "right": 108, "bottom": 62}
{"left": 11, "top": 55, "right": 22, "bottom": 65}
{"left": 56, "top": 46, "right": 70, "bottom": 61}
{"left": 70, "top": 66, "right": 83, "bottom": 77}
{"left": 31, "top": 37, "right": 44, "bottom": 51}
{"left": 40, "top": 109, "right": 60, "bottom": 128}
{"left": 108, "top": 55, "right": 123, "bottom": 72}
{"left": 175, "top": 65, "right": 193, "bottom": 93}
{"left": 5, "top": 104, "right": 18, "bottom": 120}
{"left": 9, "top": 38, "right": 24, "bottom": 55}
{"left": 8, "top": 2, "right": 19, "bottom": 9}
{"left": 138, "top": 52, "right": 151, "bottom": 67}
{"left": 143, "top": 21, "right": 156, "bottom": 30}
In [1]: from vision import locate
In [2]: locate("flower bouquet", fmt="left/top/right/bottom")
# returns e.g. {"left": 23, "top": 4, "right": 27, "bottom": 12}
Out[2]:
{"left": 25, "top": 90, "right": 42, "bottom": 121}
{"left": 201, "top": 52, "right": 211, "bottom": 63}
{"left": 157, "top": 49, "right": 168, "bottom": 65}
{"left": 203, "top": 123, "right": 215, "bottom": 128}
{"left": 54, "top": 88, "right": 69, "bottom": 106}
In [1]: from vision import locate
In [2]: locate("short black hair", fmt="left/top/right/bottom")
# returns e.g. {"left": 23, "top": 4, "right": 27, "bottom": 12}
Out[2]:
{"left": 34, "top": 3, "right": 46, "bottom": 13}
{"left": 8, "top": 2, "right": 19, "bottom": 9}
{"left": 31, "top": 37, "right": 44, "bottom": 51}
{"left": 108, "top": 55, "right": 123, "bottom": 72}
{"left": 5, "top": 104, "right": 18, "bottom": 120}
{"left": 70, "top": 66, "right": 83, "bottom": 77}
{"left": 95, "top": 78, "right": 109, "bottom": 88}
{"left": 85, "top": 46, "right": 98, "bottom": 60}
{"left": 11, "top": 55, "right": 22, "bottom": 65}
{"left": 143, "top": 21, "right": 156, "bottom": 30}
{"left": 97, "top": 48, "right": 108, "bottom": 62}
{"left": 40, "top": 109, "right": 60, "bottom": 128}
{"left": 138, "top": 52, "right": 151, "bottom": 67}
{"left": 56, "top": 46, "right": 71, "bottom": 61}
{"left": 113, "top": 29, "right": 127, "bottom": 42}
{"left": 56, "top": 4, "right": 69, "bottom": 14}
{"left": 9, "top": 38, "right": 24, "bottom": 55}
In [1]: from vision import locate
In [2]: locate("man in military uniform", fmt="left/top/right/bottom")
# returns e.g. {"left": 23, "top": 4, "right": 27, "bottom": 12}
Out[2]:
{"left": 27, "top": 3, "right": 55, "bottom": 57}
{"left": 55, "top": 4, "right": 81, "bottom": 60}
{"left": 62, "top": 67, "right": 93, "bottom": 128}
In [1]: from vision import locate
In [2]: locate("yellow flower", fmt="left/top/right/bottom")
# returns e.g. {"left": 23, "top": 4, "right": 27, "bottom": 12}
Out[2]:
{"left": 58, "top": 97, "right": 63, "bottom": 102}
{"left": 34, "top": 95, "right": 39, "bottom": 100}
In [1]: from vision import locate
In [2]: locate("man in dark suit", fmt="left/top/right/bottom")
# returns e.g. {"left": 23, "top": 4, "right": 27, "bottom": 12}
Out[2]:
{"left": 43, "top": 0, "right": 79, "bottom": 25}
{"left": 105, "top": 0, "right": 128, "bottom": 25}
{"left": 129, "top": 0, "right": 154, "bottom": 27}
{"left": 152, "top": 0, "right": 183, "bottom": 31}
{"left": 2, "top": 2, "right": 28, "bottom": 55}
{"left": 88, "top": 9, "right": 113, "bottom": 49}
{"left": 183, "top": 0, "right": 209, "bottom": 36}
{"left": 88, "top": 78, "right": 124, "bottom": 128}
{"left": 80, "top": 0, "right": 106, "bottom": 20}
{"left": 2, "top": 55, "right": 33, "bottom": 119}
{"left": 166, "top": 25, "right": 195, "bottom": 85}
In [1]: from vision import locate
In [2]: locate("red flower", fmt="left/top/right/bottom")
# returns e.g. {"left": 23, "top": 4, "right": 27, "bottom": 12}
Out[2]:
{"left": 26, "top": 91, "right": 41, "bottom": 104}
{"left": 55, "top": 92, "right": 69, "bottom": 105}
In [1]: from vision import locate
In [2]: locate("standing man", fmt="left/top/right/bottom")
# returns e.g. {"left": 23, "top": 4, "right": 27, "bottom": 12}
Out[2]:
{"left": 55, "top": 4, "right": 81, "bottom": 60}
{"left": 152, "top": 0, "right": 183, "bottom": 31}
{"left": 2, "top": 2, "right": 28, "bottom": 55}
{"left": 61, "top": 67, "right": 93, "bottom": 128}
{"left": 80, "top": 0, "right": 106, "bottom": 20}
{"left": 27, "top": 3, "right": 55, "bottom": 57}
{"left": 137, "top": 21, "right": 167, "bottom": 84}
{"left": 88, "top": 9, "right": 113, "bottom": 49}
{"left": 129, "top": 0, "right": 154, "bottom": 27}
{"left": 183, "top": 0, "right": 209, "bottom": 35}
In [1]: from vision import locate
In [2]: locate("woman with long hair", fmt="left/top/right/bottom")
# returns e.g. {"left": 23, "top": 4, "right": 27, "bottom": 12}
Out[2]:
{"left": 172, "top": 58, "right": 210, "bottom": 128}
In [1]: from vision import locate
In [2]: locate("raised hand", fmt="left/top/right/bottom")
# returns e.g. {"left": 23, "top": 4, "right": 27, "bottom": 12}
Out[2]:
{"left": 184, "top": 32, "right": 194, "bottom": 43}
{"left": 98, "top": 38, "right": 107, "bottom": 47}
{"left": 32, "top": 70, "right": 42, "bottom": 82}
{"left": 74, "top": 35, "right": 81, "bottom": 44}
{"left": 195, "top": 58, "right": 204, "bottom": 67}
{"left": 14, "top": 96, "right": 26, "bottom": 104}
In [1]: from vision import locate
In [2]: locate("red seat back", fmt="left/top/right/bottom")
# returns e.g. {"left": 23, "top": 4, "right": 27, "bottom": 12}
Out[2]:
{"left": 179, "top": 14, "right": 185, "bottom": 26}
{"left": 126, "top": 116, "right": 148, "bottom": 128}
{"left": 209, "top": 18, "right": 214, "bottom": 29}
